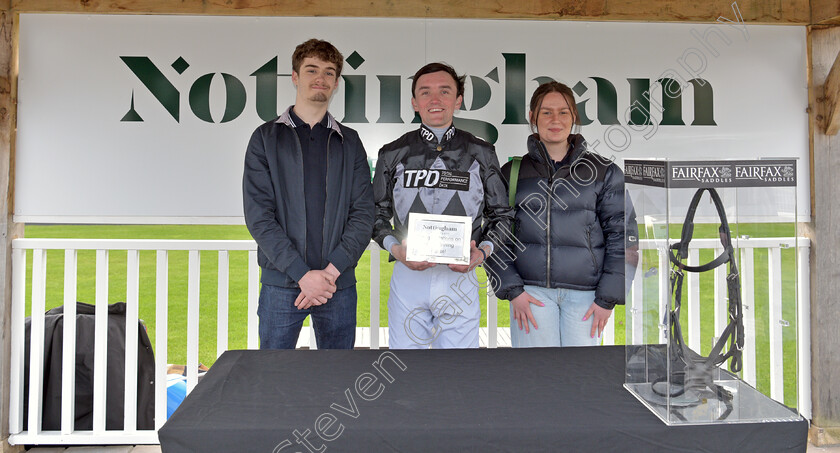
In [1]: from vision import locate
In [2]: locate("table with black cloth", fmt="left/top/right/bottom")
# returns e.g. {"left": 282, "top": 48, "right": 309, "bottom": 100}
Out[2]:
{"left": 158, "top": 346, "right": 807, "bottom": 452}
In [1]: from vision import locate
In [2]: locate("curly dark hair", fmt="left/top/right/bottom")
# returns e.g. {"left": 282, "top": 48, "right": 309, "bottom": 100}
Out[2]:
{"left": 292, "top": 39, "right": 344, "bottom": 79}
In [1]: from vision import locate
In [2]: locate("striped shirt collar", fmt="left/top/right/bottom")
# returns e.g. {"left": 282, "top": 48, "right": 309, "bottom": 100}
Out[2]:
{"left": 276, "top": 106, "right": 344, "bottom": 139}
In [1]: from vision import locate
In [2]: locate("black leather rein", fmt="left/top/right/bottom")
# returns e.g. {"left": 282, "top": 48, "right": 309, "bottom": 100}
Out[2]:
{"left": 652, "top": 187, "right": 745, "bottom": 417}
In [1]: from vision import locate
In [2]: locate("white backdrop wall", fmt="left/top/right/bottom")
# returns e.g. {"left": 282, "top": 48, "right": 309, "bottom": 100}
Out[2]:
{"left": 15, "top": 14, "right": 809, "bottom": 223}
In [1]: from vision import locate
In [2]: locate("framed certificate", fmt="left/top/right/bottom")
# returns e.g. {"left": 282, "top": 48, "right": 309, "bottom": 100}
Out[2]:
{"left": 405, "top": 213, "right": 472, "bottom": 264}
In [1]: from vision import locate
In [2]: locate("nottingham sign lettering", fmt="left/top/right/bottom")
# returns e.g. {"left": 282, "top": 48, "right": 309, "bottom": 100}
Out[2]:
{"left": 120, "top": 52, "right": 717, "bottom": 143}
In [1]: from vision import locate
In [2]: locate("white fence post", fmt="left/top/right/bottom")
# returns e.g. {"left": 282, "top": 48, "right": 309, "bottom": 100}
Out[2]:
{"left": 631, "top": 260, "right": 643, "bottom": 345}
{"left": 768, "top": 247, "right": 784, "bottom": 403}
{"left": 687, "top": 248, "right": 700, "bottom": 351}
{"left": 487, "top": 290, "right": 498, "bottom": 348}
{"left": 369, "top": 246, "right": 380, "bottom": 349}
{"left": 186, "top": 250, "right": 200, "bottom": 393}
{"left": 27, "top": 249, "right": 46, "bottom": 436}
{"left": 713, "top": 246, "right": 726, "bottom": 346}
{"left": 797, "top": 242, "right": 811, "bottom": 419}
{"left": 154, "top": 250, "right": 169, "bottom": 430}
{"left": 308, "top": 323, "right": 317, "bottom": 350}
{"left": 217, "top": 250, "right": 229, "bottom": 358}
{"left": 124, "top": 250, "right": 140, "bottom": 432}
{"left": 658, "top": 248, "right": 669, "bottom": 344}
{"left": 61, "top": 250, "right": 77, "bottom": 435}
{"left": 602, "top": 303, "right": 615, "bottom": 346}
{"left": 93, "top": 249, "right": 109, "bottom": 433}
{"left": 741, "top": 247, "right": 757, "bottom": 386}
{"left": 247, "top": 250, "right": 259, "bottom": 349}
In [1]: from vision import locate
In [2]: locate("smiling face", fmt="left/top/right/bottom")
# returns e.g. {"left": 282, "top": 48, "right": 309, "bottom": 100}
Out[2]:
{"left": 411, "top": 71, "right": 463, "bottom": 129}
{"left": 531, "top": 91, "right": 576, "bottom": 148}
{"left": 291, "top": 56, "right": 339, "bottom": 104}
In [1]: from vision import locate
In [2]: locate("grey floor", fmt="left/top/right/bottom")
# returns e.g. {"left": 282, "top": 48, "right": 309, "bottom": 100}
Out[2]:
{"left": 25, "top": 448, "right": 161, "bottom": 452}
{"left": 21, "top": 443, "right": 840, "bottom": 452}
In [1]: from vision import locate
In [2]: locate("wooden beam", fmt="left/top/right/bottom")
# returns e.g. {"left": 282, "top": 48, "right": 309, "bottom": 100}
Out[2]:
{"left": 812, "top": 0, "right": 840, "bottom": 25}
{"left": 0, "top": 8, "right": 10, "bottom": 451}
{"left": 0, "top": 8, "right": 23, "bottom": 453}
{"left": 824, "top": 50, "right": 840, "bottom": 134}
{"left": 0, "top": 0, "right": 811, "bottom": 24}
{"left": 807, "top": 23, "right": 840, "bottom": 446}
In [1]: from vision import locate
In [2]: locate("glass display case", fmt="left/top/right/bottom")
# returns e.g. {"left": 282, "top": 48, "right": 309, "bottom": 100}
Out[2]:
{"left": 623, "top": 159, "right": 803, "bottom": 425}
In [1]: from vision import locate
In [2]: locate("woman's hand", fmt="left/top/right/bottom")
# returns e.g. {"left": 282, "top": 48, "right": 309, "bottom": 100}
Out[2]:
{"left": 510, "top": 291, "right": 545, "bottom": 334}
{"left": 582, "top": 303, "right": 612, "bottom": 338}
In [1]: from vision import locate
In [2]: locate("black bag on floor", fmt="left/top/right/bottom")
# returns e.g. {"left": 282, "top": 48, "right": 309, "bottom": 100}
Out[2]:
{"left": 23, "top": 302, "right": 156, "bottom": 430}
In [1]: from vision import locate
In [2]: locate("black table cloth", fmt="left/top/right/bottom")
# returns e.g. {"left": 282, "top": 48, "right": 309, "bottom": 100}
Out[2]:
{"left": 158, "top": 346, "right": 807, "bottom": 452}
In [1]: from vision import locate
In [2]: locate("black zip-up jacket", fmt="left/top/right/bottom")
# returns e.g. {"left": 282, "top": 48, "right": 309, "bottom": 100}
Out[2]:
{"left": 243, "top": 107, "right": 374, "bottom": 289}
{"left": 372, "top": 125, "right": 513, "bottom": 257}
{"left": 485, "top": 134, "right": 626, "bottom": 309}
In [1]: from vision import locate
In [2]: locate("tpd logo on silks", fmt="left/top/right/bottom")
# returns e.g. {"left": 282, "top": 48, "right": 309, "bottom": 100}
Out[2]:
{"left": 403, "top": 169, "right": 471, "bottom": 191}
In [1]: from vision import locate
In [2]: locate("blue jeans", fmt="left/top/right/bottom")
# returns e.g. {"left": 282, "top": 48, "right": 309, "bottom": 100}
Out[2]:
{"left": 510, "top": 285, "right": 601, "bottom": 348}
{"left": 257, "top": 284, "right": 357, "bottom": 349}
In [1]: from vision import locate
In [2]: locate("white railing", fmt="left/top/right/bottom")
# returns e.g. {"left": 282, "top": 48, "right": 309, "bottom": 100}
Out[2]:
{"left": 7, "top": 237, "right": 810, "bottom": 445}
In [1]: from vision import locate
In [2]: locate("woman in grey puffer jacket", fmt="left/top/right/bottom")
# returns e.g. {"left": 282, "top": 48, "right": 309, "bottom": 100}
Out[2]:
{"left": 486, "top": 81, "right": 627, "bottom": 347}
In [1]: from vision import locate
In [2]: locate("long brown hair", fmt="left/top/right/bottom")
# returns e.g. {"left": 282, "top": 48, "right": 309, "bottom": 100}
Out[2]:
{"left": 528, "top": 81, "right": 580, "bottom": 136}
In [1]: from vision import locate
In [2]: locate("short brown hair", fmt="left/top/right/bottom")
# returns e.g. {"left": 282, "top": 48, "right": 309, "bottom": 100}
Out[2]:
{"left": 411, "top": 62, "right": 465, "bottom": 98}
{"left": 529, "top": 81, "right": 580, "bottom": 135}
{"left": 292, "top": 39, "right": 344, "bottom": 79}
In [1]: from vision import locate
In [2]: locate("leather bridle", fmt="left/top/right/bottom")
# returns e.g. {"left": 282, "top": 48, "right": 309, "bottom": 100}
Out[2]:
{"left": 652, "top": 188, "right": 744, "bottom": 418}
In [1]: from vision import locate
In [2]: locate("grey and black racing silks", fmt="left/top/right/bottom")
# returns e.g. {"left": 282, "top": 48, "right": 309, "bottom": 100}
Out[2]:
{"left": 372, "top": 124, "right": 514, "bottom": 258}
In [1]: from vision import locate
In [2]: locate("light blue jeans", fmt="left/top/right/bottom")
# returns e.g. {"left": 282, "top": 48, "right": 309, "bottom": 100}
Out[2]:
{"left": 509, "top": 285, "right": 601, "bottom": 348}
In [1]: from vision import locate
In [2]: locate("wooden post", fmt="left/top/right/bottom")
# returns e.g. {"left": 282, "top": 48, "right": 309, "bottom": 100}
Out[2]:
{"left": 0, "top": 4, "right": 23, "bottom": 451}
{"left": 808, "top": 24, "right": 840, "bottom": 447}
{"left": 823, "top": 51, "right": 840, "bottom": 134}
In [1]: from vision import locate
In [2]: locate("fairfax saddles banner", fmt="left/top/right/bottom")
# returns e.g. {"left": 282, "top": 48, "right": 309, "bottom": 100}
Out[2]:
{"left": 15, "top": 13, "right": 808, "bottom": 223}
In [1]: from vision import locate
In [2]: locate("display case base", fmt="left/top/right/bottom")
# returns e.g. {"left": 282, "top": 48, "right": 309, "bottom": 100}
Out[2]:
{"left": 626, "top": 377, "right": 801, "bottom": 425}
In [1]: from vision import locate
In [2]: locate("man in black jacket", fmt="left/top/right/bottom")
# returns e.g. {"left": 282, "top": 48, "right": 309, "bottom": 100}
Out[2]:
{"left": 243, "top": 39, "right": 374, "bottom": 349}
{"left": 372, "top": 62, "right": 513, "bottom": 349}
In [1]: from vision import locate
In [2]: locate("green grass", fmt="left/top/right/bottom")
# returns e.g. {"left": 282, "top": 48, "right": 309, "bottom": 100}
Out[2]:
{"left": 21, "top": 223, "right": 801, "bottom": 408}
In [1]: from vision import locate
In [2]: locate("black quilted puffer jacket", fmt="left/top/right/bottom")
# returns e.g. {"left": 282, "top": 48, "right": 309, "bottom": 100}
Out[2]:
{"left": 485, "top": 133, "right": 627, "bottom": 309}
